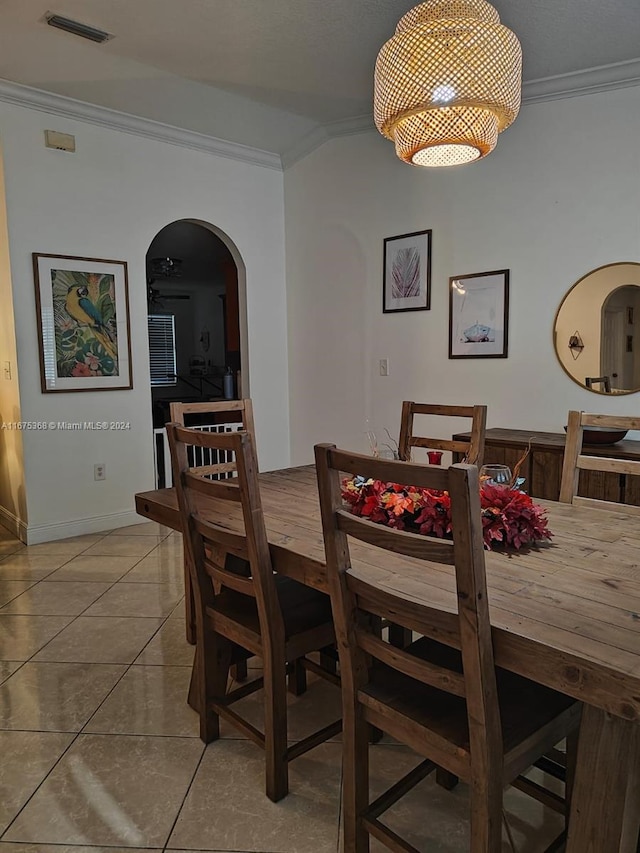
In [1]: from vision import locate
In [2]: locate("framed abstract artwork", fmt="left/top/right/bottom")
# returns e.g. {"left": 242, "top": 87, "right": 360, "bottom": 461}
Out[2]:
{"left": 448, "top": 269, "right": 509, "bottom": 359}
{"left": 33, "top": 253, "right": 133, "bottom": 392}
{"left": 383, "top": 229, "right": 432, "bottom": 313}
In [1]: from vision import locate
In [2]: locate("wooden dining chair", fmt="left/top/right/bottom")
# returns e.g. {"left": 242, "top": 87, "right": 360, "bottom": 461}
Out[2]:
{"left": 169, "top": 399, "right": 255, "bottom": 651}
{"left": 560, "top": 411, "right": 640, "bottom": 511}
{"left": 584, "top": 376, "right": 611, "bottom": 393}
{"left": 560, "top": 410, "right": 640, "bottom": 853}
{"left": 168, "top": 424, "right": 341, "bottom": 802}
{"left": 398, "top": 402, "right": 487, "bottom": 466}
{"left": 315, "top": 445, "right": 581, "bottom": 853}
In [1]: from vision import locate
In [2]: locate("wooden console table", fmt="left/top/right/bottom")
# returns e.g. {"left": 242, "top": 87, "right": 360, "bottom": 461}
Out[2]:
{"left": 453, "top": 427, "right": 640, "bottom": 504}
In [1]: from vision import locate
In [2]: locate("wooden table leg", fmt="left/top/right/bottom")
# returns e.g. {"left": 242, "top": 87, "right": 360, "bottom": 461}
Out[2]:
{"left": 620, "top": 725, "right": 640, "bottom": 853}
{"left": 183, "top": 541, "right": 196, "bottom": 645}
{"left": 566, "top": 705, "right": 640, "bottom": 853}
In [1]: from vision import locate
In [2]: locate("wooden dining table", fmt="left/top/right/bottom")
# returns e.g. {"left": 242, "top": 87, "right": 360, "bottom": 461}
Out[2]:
{"left": 136, "top": 464, "right": 640, "bottom": 853}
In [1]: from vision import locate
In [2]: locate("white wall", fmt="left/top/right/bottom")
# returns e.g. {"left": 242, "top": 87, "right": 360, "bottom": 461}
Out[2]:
{"left": 284, "top": 86, "right": 640, "bottom": 465}
{"left": 0, "top": 100, "right": 289, "bottom": 541}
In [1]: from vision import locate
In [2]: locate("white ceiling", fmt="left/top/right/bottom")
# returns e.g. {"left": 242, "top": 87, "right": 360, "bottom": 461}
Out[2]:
{"left": 0, "top": 0, "right": 639, "bottom": 163}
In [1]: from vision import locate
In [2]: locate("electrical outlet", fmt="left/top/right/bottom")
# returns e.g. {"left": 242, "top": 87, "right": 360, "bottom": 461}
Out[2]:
{"left": 94, "top": 463, "right": 106, "bottom": 481}
{"left": 379, "top": 358, "right": 389, "bottom": 376}
{"left": 3, "top": 361, "right": 10, "bottom": 380}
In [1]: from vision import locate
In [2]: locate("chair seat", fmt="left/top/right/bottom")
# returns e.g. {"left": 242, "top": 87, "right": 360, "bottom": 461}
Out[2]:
{"left": 208, "top": 575, "right": 334, "bottom": 641}
{"left": 360, "top": 637, "right": 578, "bottom": 776}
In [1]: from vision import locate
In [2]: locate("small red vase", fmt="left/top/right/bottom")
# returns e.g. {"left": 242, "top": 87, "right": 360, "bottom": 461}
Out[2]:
{"left": 427, "top": 450, "right": 443, "bottom": 465}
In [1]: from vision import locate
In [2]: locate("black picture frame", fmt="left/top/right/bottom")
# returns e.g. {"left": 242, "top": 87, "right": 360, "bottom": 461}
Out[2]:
{"left": 448, "top": 269, "right": 509, "bottom": 359}
{"left": 383, "top": 229, "right": 432, "bottom": 313}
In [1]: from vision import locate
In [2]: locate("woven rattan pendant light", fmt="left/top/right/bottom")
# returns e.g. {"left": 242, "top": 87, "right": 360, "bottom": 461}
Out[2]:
{"left": 374, "top": 0, "right": 522, "bottom": 167}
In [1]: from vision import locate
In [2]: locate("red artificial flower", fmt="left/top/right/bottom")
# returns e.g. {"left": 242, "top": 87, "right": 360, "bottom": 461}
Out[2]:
{"left": 340, "top": 477, "right": 552, "bottom": 551}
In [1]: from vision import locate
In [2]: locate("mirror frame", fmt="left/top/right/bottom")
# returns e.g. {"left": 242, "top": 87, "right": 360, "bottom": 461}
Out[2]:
{"left": 553, "top": 261, "right": 640, "bottom": 396}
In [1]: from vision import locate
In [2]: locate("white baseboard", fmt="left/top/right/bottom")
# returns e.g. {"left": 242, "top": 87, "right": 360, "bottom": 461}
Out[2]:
{"left": 25, "top": 510, "right": 144, "bottom": 545}
{"left": 0, "top": 505, "right": 28, "bottom": 543}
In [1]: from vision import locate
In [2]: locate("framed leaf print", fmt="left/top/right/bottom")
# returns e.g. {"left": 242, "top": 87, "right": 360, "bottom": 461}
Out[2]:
{"left": 33, "top": 253, "right": 133, "bottom": 392}
{"left": 383, "top": 229, "right": 432, "bottom": 313}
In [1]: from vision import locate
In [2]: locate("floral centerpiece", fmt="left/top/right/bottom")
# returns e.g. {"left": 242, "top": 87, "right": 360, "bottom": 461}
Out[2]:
{"left": 341, "top": 477, "right": 552, "bottom": 550}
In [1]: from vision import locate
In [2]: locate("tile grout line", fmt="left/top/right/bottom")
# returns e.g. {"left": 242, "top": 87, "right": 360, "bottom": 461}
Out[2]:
{"left": 0, "top": 531, "right": 180, "bottom": 641}
{"left": 0, "top": 548, "right": 179, "bottom": 845}
{"left": 161, "top": 738, "right": 208, "bottom": 853}
{"left": 0, "top": 529, "right": 196, "bottom": 848}
{"left": 0, "top": 724, "right": 84, "bottom": 841}
{"left": 0, "top": 533, "right": 175, "bottom": 715}
{"left": 15, "top": 533, "right": 185, "bottom": 722}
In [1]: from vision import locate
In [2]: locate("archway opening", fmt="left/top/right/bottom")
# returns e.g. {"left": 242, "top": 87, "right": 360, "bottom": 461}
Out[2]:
{"left": 145, "top": 219, "right": 244, "bottom": 485}
{"left": 600, "top": 284, "right": 640, "bottom": 392}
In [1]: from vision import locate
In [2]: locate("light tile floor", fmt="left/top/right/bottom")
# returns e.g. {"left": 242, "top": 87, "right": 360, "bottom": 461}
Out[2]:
{"left": 0, "top": 522, "right": 565, "bottom": 852}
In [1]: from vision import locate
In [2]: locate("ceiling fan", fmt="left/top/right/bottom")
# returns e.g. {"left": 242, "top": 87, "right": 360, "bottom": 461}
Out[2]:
{"left": 146, "top": 255, "right": 190, "bottom": 309}
{"left": 146, "top": 283, "right": 191, "bottom": 310}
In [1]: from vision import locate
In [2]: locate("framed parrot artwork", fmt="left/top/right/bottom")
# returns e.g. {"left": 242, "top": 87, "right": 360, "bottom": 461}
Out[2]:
{"left": 33, "top": 253, "right": 132, "bottom": 392}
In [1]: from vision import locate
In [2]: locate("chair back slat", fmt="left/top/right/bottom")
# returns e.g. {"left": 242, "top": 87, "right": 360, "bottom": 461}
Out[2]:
{"left": 209, "top": 564, "right": 256, "bottom": 597}
{"left": 167, "top": 423, "right": 285, "bottom": 649}
{"left": 193, "top": 517, "right": 249, "bottom": 560}
{"left": 173, "top": 425, "right": 241, "bottom": 452}
{"left": 315, "top": 443, "right": 502, "bottom": 769}
{"left": 337, "top": 510, "right": 455, "bottom": 564}
{"left": 172, "top": 399, "right": 248, "bottom": 417}
{"left": 355, "top": 629, "right": 466, "bottom": 697}
{"left": 195, "top": 462, "right": 239, "bottom": 477}
{"left": 560, "top": 410, "right": 640, "bottom": 509}
{"left": 398, "top": 401, "right": 487, "bottom": 466}
{"left": 184, "top": 471, "right": 243, "bottom": 502}
{"left": 582, "top": 413, "right": 640, "bottom": 431}
{"left": 353, "top": 584, "right": 460, "bottom": 649}
{"left": 577, "top": 455, "right": 640, "bottom": 477}
{"left": 328, "top": 446, "right": 451, "bottom": 492}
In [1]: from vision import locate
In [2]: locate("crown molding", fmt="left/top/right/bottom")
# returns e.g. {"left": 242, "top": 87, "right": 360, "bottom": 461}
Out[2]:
{"left": 1, "top": 57, "right": 639, "bottom": 173}
{"left": 0, "top": 78, "right": 283, "bottom": 171}
{"left": 281, "top": 124, "right": 329, "bottom": 170}
{"left": 281, "top": 113, "right": 374, "bottom": 169}
{"left": 283, "top": 59, "right": 640, "bottom": 167}
{"left": 522, "top": 57, "right": 640, "bottom": 104}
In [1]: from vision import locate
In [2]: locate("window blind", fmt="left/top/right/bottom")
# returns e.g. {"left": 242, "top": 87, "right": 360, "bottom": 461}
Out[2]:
{"left": 148, "top": 314, "right": 177, "bottom": 386}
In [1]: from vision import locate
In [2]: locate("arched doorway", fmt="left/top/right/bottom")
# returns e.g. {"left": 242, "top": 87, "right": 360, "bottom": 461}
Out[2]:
{"left": 600, "top": 284, "right": 640, "bottom": 392}
{"left": 145, "top": 219, "right": 246, "bottom": 486}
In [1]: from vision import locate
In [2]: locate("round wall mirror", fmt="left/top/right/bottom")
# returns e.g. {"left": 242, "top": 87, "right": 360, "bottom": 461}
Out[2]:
{"left": 554, "top": 262, "right": 640, "bottom": 395}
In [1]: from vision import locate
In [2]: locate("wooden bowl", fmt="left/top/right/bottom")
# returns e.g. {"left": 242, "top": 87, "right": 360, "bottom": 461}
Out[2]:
{"left": 564, "top": 426, "right": 628, "bottom": 445}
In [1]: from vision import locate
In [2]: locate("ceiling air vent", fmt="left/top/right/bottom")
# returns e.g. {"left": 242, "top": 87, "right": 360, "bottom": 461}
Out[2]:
{"left": 45, "top": 13, "right": 113, "bottom": 44}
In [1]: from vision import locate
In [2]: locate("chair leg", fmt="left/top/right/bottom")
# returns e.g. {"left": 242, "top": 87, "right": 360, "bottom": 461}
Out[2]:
{"left": 565, "top": 728, "right": 579, "bottom": 823}
{"left": 343, "top": 702, "right": 370, "bottom": 853}
{"left": 436, "top": 768, "right": 459, "bottom": 790}
{"left": 183, "top": 544, "right": 196, "bottom": 645}
{"left": 288, "top": 658, "right": 307, "bottom": 696}
{"left": 190, "top": 630, "right": 232, "bottom": 743}
{"left": 231, "top": 659, "right": 248, "bottom": 683}
{"left": 263, "top": 651, "right": 289, "bottom": 802}
{"left": 388, "top": 623, "right": 411, "bottom": 649}
{"left": 320, "top": 645, "right": 338, "bottom": 674}
{"left": 469, "top": 776, "right": 503, "bottom": 853}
